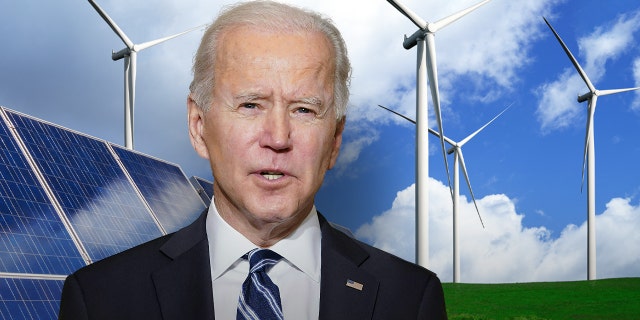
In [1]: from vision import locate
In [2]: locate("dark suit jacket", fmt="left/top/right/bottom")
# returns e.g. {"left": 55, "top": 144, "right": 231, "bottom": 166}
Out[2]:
{"left": 59, "top": 212, "right": 447, "bottom": 319}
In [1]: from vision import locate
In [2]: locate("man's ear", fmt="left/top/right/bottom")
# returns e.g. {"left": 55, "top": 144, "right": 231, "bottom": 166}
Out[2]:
{"left": 328, "top": 117, "right": 346, "bottom": 170}
{"left": 187, "top": 95, "right": 210, "bottom": 160}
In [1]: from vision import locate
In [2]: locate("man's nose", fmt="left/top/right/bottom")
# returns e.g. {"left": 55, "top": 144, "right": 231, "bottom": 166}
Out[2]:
{"left": 259, "top": 107, "right": 292, "bottom": 151}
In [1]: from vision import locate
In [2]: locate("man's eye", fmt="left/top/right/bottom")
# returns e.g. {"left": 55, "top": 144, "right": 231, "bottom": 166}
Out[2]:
{"left": 296, "top": 107, "right": 313, "bottom": 114}
{"left": 241, "top": 103, "right": 258, "bottom": 109}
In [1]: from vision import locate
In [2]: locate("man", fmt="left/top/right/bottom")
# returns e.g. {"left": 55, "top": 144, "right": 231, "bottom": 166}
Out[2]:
{"left": 59, "top": 1, "right": 447, "bottom": 319}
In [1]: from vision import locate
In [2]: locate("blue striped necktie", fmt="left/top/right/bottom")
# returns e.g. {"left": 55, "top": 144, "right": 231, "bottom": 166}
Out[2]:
{"left": 237, "top": 248, "right": 284, "bottom": 320}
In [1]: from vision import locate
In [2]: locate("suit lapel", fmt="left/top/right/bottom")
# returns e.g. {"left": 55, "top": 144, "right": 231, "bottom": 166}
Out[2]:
{"left": 152, "top": 212, "right": 216, "bottom": 320}
{"left": 318, "top": 214, "right": 379, "bottom": 319}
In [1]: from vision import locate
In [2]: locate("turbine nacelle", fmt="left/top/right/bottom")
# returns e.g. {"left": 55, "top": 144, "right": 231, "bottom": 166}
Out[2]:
{"left": 402, "top": 23, "right": 438, "bottom": 50}
{"left": 111, "top": 48, "right": 131, "bottom": 61}
{"left": 577, "top": 92, "right": 592, "bottom": 103}
{"left": 403, "top": 29, "right": 425, "bottom": 50}
{"left": 447, "top": 146, "right": 456, "bottom": 155}
{"left": 398, "top": 0, "right": 491, "bottom": 50}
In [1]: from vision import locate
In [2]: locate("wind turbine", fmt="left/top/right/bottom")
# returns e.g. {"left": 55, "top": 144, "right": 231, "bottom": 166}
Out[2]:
{"left": 543, "top": 17, "right": 640, "bottom": 280}
{"left": 89, "top": 0, "right": 204, "bottom": 150}
{"left": 378, "top": 104, "right": 510, "bottom": 282}
{"left": 386, "top": 0, "right": 491, "bottom": 268}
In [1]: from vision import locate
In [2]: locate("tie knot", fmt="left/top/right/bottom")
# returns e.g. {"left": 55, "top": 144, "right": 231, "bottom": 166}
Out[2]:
{"left": 247, "top": 249, "right": 282, "bottom": 273}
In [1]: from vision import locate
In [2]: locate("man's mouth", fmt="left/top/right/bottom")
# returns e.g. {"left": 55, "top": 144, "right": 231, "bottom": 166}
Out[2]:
{"left": 261, "top": 171, "right": 285, "bottom": 180}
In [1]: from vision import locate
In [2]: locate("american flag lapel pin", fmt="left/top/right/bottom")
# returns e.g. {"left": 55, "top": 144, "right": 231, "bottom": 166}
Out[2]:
{"left": 346, "top": 279, "right": 364, "bottom": 291}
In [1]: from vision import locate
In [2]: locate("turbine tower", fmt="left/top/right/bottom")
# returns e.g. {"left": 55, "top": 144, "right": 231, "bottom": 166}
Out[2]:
{"left": 543, "top": 17, "right": 640, "bottom": 280}
{"left": 385, "top": 0, "right": 491, "bottom": 268}
{"left": 379, "top": 104, "right": 510, "bottom": 282}
{"left": 89, "top": 0, "right": 204, "bottom": 150}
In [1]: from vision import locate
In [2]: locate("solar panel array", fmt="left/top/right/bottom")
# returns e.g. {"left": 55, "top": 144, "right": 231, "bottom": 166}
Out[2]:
{"left": 0, "top": 107, "right": 207, "bottom": 319}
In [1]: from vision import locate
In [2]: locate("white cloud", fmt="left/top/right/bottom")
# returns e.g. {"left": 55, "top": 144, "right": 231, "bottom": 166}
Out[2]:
{"left": 536, "top": 10, "right": 640, "bottom": 133}
{"left": 535, "top": 70, "right": 584, "bottom": 133}
{"left": 356, "top": 184, "right": 416, "bottom": 260}
{"left": 356, "top": 179, "right": 640, "bottom": 283}
{"left": 578, "top": 11, "right": 640, "bottom": 70}
{"left": 333, "top": 125, "right": 380, "bottom": 175}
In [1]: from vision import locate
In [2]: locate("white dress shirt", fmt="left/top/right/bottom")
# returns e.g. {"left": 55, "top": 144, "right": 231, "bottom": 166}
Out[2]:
{"left": 206, "top": 197, "right": 321, "bottom": 319}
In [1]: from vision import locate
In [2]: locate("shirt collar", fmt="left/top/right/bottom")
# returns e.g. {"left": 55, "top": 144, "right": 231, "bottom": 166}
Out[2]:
{"left": 206, "top": 196, "right": 321, "bottom": 283}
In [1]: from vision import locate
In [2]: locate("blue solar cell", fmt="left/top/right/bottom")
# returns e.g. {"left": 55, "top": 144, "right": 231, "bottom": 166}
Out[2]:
{"left": 4, "top": 110, "right": 163, "bottom": 263}
{"left": 190, "top": 176, "right": 213, "bottom": 205}
{"left": 112, "top": 145, "right": 206, "bottom": 233}
{"left": 0, "top": 112, "right": 85, "bottom": 275}
{"left": 0, "top": 277, "right": 64, "bottom": 320}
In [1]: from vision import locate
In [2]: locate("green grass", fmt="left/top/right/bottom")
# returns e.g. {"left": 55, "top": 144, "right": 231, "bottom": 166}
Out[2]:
{"left": 442, "top": 277, "right": 640, "bottom": 319}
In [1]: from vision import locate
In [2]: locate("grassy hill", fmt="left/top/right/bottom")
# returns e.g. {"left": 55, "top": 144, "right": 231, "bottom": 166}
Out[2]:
{"left": 442, "top": 277, "right": 640, "bottom": 319}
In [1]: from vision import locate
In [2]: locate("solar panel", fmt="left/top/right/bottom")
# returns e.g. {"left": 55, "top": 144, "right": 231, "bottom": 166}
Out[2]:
{"left": 4, "top": 109, "right": 163, "bottom": 263}
{"left": 0, "top": 277, "right": 64, "bottom": 320}
{"left": 0, "top": 111, "right": 85, "bottom": 275}
{"left": 189, "top": 176, "right": 213, "bottom": 205}
{"left": 112, "top": 145, "right": 206, "bottom": 233}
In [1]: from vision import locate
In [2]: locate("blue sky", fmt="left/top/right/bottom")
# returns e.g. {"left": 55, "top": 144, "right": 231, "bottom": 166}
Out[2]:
{"left": 2, "top": 0, "right": 640, "bottom": 283}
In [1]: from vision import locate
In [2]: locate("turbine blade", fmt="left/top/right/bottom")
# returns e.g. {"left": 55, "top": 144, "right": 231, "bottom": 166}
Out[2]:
{"left": 441, "top": 133, "right": 456, "bottom": 147}
{"left": 597, "top": 87, "right": 640, "bottom": 97}
{"left": 88, "top": 0, "right": 134, "bottom": 49}
{"left": 457, "top": 150, "right": 485, "bottom": 228}
{"left": 543, "top": 17, "right": 596, "bottom": 94}
{"left": 428, "top": 127, "right": 456, "bottom": 146}
{"left": 459, "top": 102, "right": 513, "bottom": 147}
{"left": 424, "top": 35, "right": 453, "bottom": 193}
{"left": 134, "top": 24, "right": 207, "bottom": 52}
{"left": 434, "top": 100, "right": 453, "bottom": 193}
{"left": 581, "top": 96, "right": 597, "bottom": 192}
{"left": 429, "top": 128, "right": 456, "bottom": 148}
{"left": 429, "top": 0, "right": 491, "bottom": 33}
{"left": 428, "top": 127, "right": 440, "bottom": 138}
{"left": 377, "top": 104, "right": 416, "bottom": 124}
{"left": 376, "top": 105, "right": 456, "bottom": 148}
{"left": 386, "top": 0, "right": 428, "bottom": 30}
{"left": 434, "top": 130, "right": 457, "bottom": 147}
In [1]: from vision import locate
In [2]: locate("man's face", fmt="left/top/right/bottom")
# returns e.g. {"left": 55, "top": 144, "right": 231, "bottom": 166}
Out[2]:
{"left": 188, "top": 26, "right": 344, "bottom": 237}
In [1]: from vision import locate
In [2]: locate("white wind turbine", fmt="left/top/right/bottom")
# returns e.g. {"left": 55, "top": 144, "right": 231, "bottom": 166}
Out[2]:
{"left": 89, "top": 0, "right": 204, "bottom": 150}
{"left": 378, "top": 104, "right": 510, "bottom": 282}
{"left": 543, "top": 17, "right": 640, "bottom": 280}
{"left": 386, "top": 0, "right": 491, "bottom": 268}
